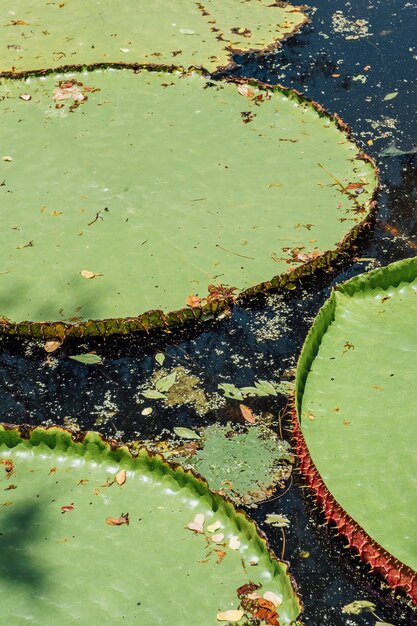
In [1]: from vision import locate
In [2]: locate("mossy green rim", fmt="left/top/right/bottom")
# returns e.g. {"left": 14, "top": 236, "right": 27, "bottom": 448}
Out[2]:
{"left": 0, "top": 63, "right": 378, "bottom": 339}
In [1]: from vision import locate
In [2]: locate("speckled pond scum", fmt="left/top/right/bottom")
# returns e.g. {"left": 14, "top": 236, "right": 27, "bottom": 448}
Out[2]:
{"left": 0, "top": 425, "right": 302, "bottom": 625}
{"left": 294, "top": 256, "right": 417, "bottom": 603}
{"left": 0, "top": 0, "right": 307, "bottom": 74}
{"left": 0, "top": 67, "right": 377, "bottom": 338}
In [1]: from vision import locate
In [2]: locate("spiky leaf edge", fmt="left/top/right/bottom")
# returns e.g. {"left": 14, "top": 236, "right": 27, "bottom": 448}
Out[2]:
{"left": 293, "top": 256, "right": 417, "bottom": 604}
{"left": 0, "top": 421, "right": 303, "bottom": 621}
{"left": 0, "top": 63, "right": 378, "bottom": 339}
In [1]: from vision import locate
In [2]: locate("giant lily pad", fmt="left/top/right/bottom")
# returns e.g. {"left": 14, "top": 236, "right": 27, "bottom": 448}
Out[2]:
{"left": 0, "top": 67, "right": 377, "bottom": 337}
{"left": 0, "top": 0, "right": 307, "bottom": 74}
{"left": 294, "top": 256, "right": 417, "bottom": 602}
{"left": 0, "top": 424, "right": 302, "bottom": 624}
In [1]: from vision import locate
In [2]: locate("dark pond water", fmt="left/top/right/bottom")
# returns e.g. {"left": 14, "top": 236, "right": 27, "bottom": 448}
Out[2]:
{"left": 0, "top": 1, "right": 416, "bottom": 624}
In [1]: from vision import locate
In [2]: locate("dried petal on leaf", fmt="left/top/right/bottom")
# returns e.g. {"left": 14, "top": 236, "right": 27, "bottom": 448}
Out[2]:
{"left": 346, "top": 182, "right": 365, "bottom": 190}
{"left": 173, "top": 427, "right": 200, "bottom": 440}
{"left": 342, "top": 600, "right": 376, "bottom": 615}
{"left": 186, "top": 521, "right": 204, "bottom": 533}
{"left": 211, "top": 533, "right": 225, "bottom": 543}
{"left": 216, "top": 610, "right": 244, "bottom": 622}
{"left": 44, "top": 340, "right": 61, "bottom": 353}
{"left": 61, "top": 505, "right": 74, "bottom": 513}
{"left": 186, "top": 294, "right": 202, "bottom": 307}
{"left": 215, "top": 549, "right": 227, "bottom": 564}
{"left": 228, "top": 536, "right": 241, "bottom": 550}
{"left": 263, "top": 591, "right": 283, "bottom": 607}
{"left": 80, "top": 269, "right": 103, "bottom": 279}
{"left": 2, "top": 156, "right": 13, "bottom": 162}
{"left": 207, "top": 520, "right": 222, "bottom": 533}
{"left": 187, "top": 513, "right": 204, "bottom": 533}
{"left": 19, "top": 93, "right": 31, "bottom": 101}
{"left": 239, "top": 404, "right": 256, "bottom": 424}
{"left": 194, "top": 513, "right": 204, "bottom": 527}
{"left": 115, "top": 470, "right": 126, "bottom": 486}
{"left": 105, "top": 513, "right": 129, "bottom": 526}
{"left": 237, "top": 84, "right": 255, "bottom": 98}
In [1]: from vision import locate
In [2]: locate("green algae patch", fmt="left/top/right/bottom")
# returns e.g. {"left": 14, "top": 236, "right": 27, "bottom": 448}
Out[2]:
{"left": 0, "top": 67, "right": 377, "bottom": 337}
{"left": 174, "top": 423, "right": 293, "bottom": 506}
{"left": 0, "top": 1, "right": 307, "bottom": 74}
{"left": 0, "top": 424, "right": 302, "bottom": 624}
{"left": 295, "top": 257, "right": 417, "bottom": 602}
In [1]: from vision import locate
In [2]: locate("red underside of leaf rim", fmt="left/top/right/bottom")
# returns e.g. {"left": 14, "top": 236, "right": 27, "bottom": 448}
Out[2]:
{"left": 291, "top": 408, "right": 417, "bottom": 605}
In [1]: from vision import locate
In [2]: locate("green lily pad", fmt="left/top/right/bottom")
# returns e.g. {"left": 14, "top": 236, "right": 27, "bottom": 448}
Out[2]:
{"left": 0, "top": 1, "right": 307, "bottom": 74}
{"left": 174, "top": 423, "right": 293, "bottom": 506}
{"left": 0, "top": 68, "right": 377, "bottom": 337}
{"left": 0, "top": 425, "right": 301, "bottom": 624}
{"left": 295, "top": 256, "right": 417, "bottom": 600}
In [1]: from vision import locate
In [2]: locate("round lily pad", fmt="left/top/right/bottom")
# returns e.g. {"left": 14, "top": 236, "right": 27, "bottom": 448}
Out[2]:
{"left": 294, "top": 256, "right": 417, "bottom": 602}
{"left": 0, "top": 67, "right": 377, "bottom": 337}
{"left": 0, "top": 425, "right": 302, "bottom": 624}
{"left": 0, "top": 0, "right": 307, "bottom": 74}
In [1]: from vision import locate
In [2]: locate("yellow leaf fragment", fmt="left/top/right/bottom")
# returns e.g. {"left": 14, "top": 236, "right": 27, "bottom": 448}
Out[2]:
{"left": 80, "top": 269, "right": 103, "bottom": 279}
{"left": 116, "top": 469, "right": 126, "bottom": 486}
{"left": 44, "top": 339, "right": 61, "bottom": 353}
{"left": 217, "top": 610, "right": 244, "bottom": 622}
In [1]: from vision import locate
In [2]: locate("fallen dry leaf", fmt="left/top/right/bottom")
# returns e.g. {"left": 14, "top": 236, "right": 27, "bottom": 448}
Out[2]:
{"left": 186, "top": 294, "right": 201, "bottom": 307}
{"left": 115, "top": 469, "right": 126, "bottom": 486}
{"left": 61, "top": 505, "right": 74, "bottom": 513}
{"left": 80, "top": 269, "right": 103, "bottom": 279}
{"left": 44, "top": 339, "right": 61, "bottom": 353}
{"left": 239, "top": 403, "right": 255, "bottom": 424}
{"left": 346, "top": 182, "right": 365, "bottom": 190}
{"left": 106, "top": 513, "right": 129, "bottom": 526}
{"left": 216, "top": 549, "right": 227, "bottom": 564}
{"left": 217, "top": 609, "right": 244, "bottom": 622}
{"left": 4, "top": 484, "right": 17, "bottom": 491}
{"left": 237, "top": 84, "right": 255, "bottom": 98}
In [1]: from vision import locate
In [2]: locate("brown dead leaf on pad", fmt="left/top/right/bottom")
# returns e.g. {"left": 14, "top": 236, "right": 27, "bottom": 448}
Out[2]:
{"left": 106, "top": 513, "right": 129, "bottom": 526}
{"left": 115, "top": 469, "right": 126, "bottom": 486}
